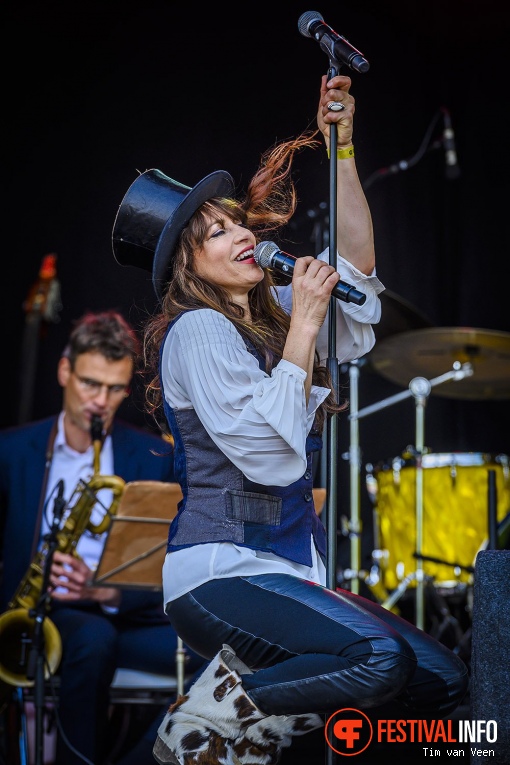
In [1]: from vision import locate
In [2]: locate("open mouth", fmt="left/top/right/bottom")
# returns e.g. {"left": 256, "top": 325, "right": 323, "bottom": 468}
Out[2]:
{"left": 235, "top": 248, "right": 255, "bottom": 262}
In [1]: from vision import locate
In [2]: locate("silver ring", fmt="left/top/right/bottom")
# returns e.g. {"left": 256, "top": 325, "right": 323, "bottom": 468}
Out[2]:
{"left": 327, "top": 101, "right": 345, "bottom": 112}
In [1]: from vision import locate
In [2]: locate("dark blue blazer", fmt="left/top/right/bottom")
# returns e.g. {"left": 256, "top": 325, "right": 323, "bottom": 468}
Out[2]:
{"left": 0, "top": 416, "right": 175, "bottom": 621}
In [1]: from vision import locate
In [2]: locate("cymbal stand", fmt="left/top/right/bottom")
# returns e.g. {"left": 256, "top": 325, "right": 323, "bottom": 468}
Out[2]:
{"left": 349, "top": 361, "right": 473, "bottom": 628}
{"left": 410, "top": 376, "right": 429, "bottom": 629}
{"left": 343, "top": 360, "right": 363, "bottom": 594}
{"left": 175, "top": 637, "right": 186, "bottom": 697}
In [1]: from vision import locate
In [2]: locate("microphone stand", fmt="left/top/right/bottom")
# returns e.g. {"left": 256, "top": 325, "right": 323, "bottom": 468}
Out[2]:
{"left": 324, "top": 60, "right": 340, "bottom": 598}
{"left": 26, "top": 488, "right": 65, "bottom": 765}
{"left": 322, "top": 58, "right": 343, "bottom": 765}
{"left": 304, "top": 33, "right": 369, "bottom": 764}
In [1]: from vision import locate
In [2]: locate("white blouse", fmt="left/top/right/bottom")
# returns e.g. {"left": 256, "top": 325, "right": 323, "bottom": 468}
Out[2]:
{"left": 161, "top": 251, "right": 384, "bottom": 607}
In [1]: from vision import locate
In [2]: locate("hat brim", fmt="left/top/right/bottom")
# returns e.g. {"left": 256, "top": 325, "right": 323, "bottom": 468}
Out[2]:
{"left": 152, "top": 170, "right": 234, "bottom": 302}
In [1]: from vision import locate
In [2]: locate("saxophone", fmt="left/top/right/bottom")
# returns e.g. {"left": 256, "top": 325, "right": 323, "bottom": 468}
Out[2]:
{"left": 0, "top": 415, "right": 125, "bottom": 688}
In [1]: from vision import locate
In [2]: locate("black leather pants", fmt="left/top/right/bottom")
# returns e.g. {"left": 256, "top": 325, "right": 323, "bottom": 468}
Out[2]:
{"left": 167, "top": 574, "right": 469, "bottom": 718}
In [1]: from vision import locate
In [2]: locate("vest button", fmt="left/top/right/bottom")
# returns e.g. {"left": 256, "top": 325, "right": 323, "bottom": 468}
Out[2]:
{"left": 304, "top": 492, "right": 312, "bottom": 502}
{"left": 304, "top": 471, "right": 311, "bottom": 480}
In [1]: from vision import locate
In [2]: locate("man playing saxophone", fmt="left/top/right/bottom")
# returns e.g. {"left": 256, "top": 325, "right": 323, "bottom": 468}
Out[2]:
{"left": 0, "top": 310, "right": 205, "bottom": 765}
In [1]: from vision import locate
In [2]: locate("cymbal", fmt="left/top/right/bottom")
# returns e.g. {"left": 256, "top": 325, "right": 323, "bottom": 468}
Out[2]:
{"left": 370, "top": 327, "right": 510, "bottom": 400}
{"left": 374, "top": 290, "right": 433, "bottom": 343}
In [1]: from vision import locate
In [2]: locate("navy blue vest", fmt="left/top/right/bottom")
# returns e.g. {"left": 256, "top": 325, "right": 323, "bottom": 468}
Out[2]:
{"left": 161, "top": 312, "right": 326, "bottom": 567}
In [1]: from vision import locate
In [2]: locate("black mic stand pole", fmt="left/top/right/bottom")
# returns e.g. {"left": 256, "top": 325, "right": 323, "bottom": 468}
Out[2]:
{"left": 27, "top": 596, "right": 50, "bottom": 765}
{"left": 305, "top": 33, "right": 370, "bottom": 762}
{"left": 323, "top": 59, "right": 341, "bottom": 765}
{"left": 311, "top": 73, "right": 364, "bottom": 600}
{"left": 26, "top": 489, "right": 65, "bottom": 765}
{"left": 312, "top": 198, "right": 364, "bottom": 600}
{"left": 324, "top": 60, "right": 340, "bottom": 598}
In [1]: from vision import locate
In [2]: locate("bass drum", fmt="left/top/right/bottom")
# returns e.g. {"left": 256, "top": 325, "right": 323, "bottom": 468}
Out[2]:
{"left": 369, "top": 452, "right": 510, "bottom": 591}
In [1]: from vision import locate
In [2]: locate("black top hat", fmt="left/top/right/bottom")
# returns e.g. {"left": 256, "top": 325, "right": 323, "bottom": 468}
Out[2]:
{"left": 112, "top": 168, "right": 235, "bottom": 302}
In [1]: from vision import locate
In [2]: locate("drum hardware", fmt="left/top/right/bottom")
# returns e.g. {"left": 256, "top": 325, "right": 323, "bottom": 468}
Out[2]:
{"left": 369, "top": 326, "right": 510, "bottom": 400}
{"left": 364, "top": 554, "right": 402, "bottom": 615}
{"left": 493, "top": 511, "right": 510, "bottom": 550}
{"left": 422, "top": 581, "right": 468, "bottom": 654}
{"left": 371, "top": 547, "right": 389, "bottom": 570}
{"left": 413, "top": 552, "right": 474, "bottom": 577}
{"left": 380, "top": 571, "right": 428, "bottom": 611}
{"left": 342, "top": 321, "right": 507, "bottom": 626}
{"left": 488, "top": 469, "right": 498, "bottom": 550}
{"left": 371, "top": 454, "right": 510, "bottom": 594}
{"left": 349, "top": 361, "right": 473, "bottom": 629}
{"left": 175, "top": 638, "right": 187, "bottom": 697}
{"left": 337, "top": 561, "right": 402, "bottom": 614}
{"left": 337, "top": 513, "right": 351, "bottom": 539}
{"left": 330, "top": 292, "right": 434, "bottom": 594}
{"left": 341, "top": 359, "right": 363, "bottom": 594}
{"left": 433, "top": 581, "right": 472, "bottom": 656}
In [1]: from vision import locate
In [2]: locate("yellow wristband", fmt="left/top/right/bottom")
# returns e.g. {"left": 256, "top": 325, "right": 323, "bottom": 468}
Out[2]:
{"left": 327, "top": 145, "right": 355, "bottom": 160}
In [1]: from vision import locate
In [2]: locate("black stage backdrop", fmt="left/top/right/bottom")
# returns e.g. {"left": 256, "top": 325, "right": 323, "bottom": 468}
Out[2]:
{"left": 4, "top": 0, "right": 510, "bottom": 573}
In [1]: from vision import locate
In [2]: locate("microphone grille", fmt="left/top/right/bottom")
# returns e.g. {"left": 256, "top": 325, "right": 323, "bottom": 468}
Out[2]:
{"left": 298, "top": 11, "right": 324, "bottom": 38}
{"left": 254, "top": 241, "right": 279, "bottom": 268}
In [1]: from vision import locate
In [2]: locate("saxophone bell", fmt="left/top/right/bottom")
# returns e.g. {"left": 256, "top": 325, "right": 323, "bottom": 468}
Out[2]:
{"left": 0, "top": 608, "right": 62, "bottom": 687}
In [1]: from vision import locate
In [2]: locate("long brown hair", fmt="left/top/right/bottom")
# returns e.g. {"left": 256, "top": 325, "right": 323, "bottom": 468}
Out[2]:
{"left": 143, "top": 130, "right": 347, "bottom": 433}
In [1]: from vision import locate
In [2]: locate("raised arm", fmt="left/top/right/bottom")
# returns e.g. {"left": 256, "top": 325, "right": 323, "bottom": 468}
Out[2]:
{"left": 317, "top": 73, "right": 375, "bottom": 276}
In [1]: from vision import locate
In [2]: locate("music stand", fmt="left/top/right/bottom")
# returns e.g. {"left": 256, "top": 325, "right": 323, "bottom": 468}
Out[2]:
{"left": 94, "top": 480, "right": 182, "bottom": 589}
{"left": 93, "top": 480, "right": 188, "bottom": 694}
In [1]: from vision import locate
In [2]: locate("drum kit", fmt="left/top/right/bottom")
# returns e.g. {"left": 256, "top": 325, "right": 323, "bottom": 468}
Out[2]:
{"left": 342, "top": 290, "right": 510, "bottom": 651}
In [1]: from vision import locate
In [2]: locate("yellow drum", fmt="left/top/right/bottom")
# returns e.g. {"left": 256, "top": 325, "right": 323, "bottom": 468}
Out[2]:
{"left": 370, "top": 452, "right": 510, "bottom": 591}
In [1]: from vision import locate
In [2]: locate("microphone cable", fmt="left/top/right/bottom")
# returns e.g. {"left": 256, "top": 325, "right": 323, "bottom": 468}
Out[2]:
{"left": 362, "top": 108, "right": 445, "bottom": 191}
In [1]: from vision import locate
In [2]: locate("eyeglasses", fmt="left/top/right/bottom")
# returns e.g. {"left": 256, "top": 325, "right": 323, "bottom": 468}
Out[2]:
{"left": 72, "top": 373, "right": 130, "bottom": 399}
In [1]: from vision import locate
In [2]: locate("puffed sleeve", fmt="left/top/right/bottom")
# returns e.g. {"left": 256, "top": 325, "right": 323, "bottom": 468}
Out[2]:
{"left": 161, "top": 310, "right": 330, "bottom": 486}
{"left": 275, "top": 250, "right": 384, "bottom": 364}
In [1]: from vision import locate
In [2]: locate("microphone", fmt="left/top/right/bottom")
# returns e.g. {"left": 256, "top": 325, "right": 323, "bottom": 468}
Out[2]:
{"left": 298, "top": 11, "right": 370, "bottom": 74}
{"left": 254, "top": 241, "right": 366, "bottom": 306}
{"left": 441, "top": 107, "right": 460, "bottom": 180}
{"left": 52, "top": 479, "right": 66, "bottom": 526}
